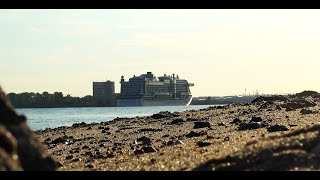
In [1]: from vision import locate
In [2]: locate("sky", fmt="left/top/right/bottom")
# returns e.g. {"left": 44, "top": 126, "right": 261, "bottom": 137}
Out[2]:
{"left": 1, "top": 9, "right": 320, "bottom": 97}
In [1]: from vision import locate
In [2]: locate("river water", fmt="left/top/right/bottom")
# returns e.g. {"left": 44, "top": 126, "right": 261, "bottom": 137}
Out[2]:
{"left": 16, "top": 105, "right": 221, "bottom": 131}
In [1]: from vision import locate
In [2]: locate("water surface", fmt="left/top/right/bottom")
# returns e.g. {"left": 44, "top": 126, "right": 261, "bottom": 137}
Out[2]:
{"left": 17, "top": 105, "right": 221, "bottom": 130}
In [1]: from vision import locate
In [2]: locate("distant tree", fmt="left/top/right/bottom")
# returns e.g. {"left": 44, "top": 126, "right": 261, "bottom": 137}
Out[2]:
{"left": 5, "top": 91, "right": 116, "bottom": 108}
{"left": 206, "top": 96, "right": 211, "bottom": 104}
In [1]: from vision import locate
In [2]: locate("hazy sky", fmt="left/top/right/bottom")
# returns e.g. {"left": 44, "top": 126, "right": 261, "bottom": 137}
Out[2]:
{"left": 1, "top": 9, "right": 320, "bottom": 97}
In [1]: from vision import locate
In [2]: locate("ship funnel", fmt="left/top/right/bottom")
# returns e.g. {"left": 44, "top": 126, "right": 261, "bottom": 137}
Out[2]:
{"left": 172, "top": 74, "right": 176, "bottom": 98}
{"left": 120, "top": 76, "right": 124, "bottom": 83}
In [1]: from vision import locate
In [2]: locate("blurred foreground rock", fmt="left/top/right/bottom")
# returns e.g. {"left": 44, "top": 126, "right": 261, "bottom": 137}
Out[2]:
{"left": 0, "top": 87, "right": 57, "bottom": 171}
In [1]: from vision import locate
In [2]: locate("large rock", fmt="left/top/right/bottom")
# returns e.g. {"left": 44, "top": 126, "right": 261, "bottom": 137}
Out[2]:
{"left": 281, "top": 99, "right": 316, "bottom": 111}
{"left": 251, "top": 95, "right": 288, "bottom": 104}
{"left": 0, "top": 87, "right": 57, "bottom": 171}
{"left": 150, "top": 111, "right": 179, "bottom": 119}
{"left": 293, "top": 90, "right": 320, "bottom": 98}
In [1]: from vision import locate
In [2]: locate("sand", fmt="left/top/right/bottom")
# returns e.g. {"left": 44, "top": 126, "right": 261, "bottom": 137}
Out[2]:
{"left": 35, "top": 93, "right": 320, "bottom": 171}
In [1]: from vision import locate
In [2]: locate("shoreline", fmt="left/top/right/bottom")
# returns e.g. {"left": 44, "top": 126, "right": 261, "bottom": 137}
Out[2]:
{"left": 35, "top": 93, "right": 320, "bottom": 170}
{"left": 20, "top": 105, "right": 219, "bottom": 131}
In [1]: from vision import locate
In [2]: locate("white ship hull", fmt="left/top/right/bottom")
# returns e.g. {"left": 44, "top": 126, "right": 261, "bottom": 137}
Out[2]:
{"left": 117, "top": 96, "right": 192, "bottom": 107}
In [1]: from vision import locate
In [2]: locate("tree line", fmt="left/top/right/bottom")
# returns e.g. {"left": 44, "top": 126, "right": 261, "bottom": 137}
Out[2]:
{"left": 6, "top": 92, "right": 116, "bottom": 108}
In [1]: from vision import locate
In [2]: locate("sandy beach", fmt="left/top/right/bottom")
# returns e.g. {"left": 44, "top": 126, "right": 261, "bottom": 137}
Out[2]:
{"left": 33, "top": 91, "right": 320, "bottom": 171}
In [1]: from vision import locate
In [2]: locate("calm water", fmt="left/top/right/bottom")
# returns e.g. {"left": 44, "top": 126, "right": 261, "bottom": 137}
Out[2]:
{"left": 16, "top": 105, "right": 220, "bottom": 131}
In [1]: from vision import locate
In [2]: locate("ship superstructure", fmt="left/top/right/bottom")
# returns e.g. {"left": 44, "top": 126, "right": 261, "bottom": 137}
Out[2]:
{"left": 117, "top": 72, "right": 194, "bottom": 106}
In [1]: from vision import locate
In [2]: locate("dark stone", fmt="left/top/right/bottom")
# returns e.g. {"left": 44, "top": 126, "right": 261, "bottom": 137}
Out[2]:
{"left": 294, "top": 90, "right": 320, "bottom": 98}
{"left": 170, "top": 118, "right": 185, "bottom": 124}
{"left": 137, "top": 136, "right": 151, "bottom": 145}
{"left": 218, "top": 122, "right": 225, "bottom": 126}
{"left": 174, "top": 140, "right": 184, "bottom": 145}
{"left": 101, "top": 122, "right": 110, "bottom": 125}
{"left": 185, "top": 131, "right": 207, "bottom": 138}
{"left": 267, "top": 125, "right": 289, "bottom": 132}
{"left": 106, "top": 151, "right": 115, "bottom": 158}
{"left": 186, "top": 117, "right": 199, "bottom": 121}
{"left": 85, "top": 151, "right": 93, "bottom": 157}
{"left": 150, "top": 111, "right": 172, "bottom": 119}
{"left": 101, "top": 130, "right": 106, "bottom": 133}
{"left": 250, "top": 117, "right": 263, "bottom": 123}
{"left": 140, "top": 128, "right": 162, "bottom": 132}
{"left": 166, "top": 140, "right": 174, "bottom": 146}
{"left": 241, "top": 111, "right": 250, "bottom": 115}
{"left": 194, "top": 121, "right": 211, "bottom": 129}
{"left": 84, "top": 159, "right": 93, "bottom": 163}
{"left": 113, "top": 142, "right": 122, "bottom": 147}
{"left": 82, "top": 145, "right": 90, "bottom": 149}
{"left": 86, "top": 127, "right": 92, "bottom": 130}
{"left": 197, "top": 141, "right": 212, "bottom": 147}
{"left": 162, "top": 134, "right": 170, "bottom": 138}
{"left": 86, "top": 164, "right": 94, "bottom": 168}
{"left": 71, "top": 158, "right": 79, "bottom": 162}
{"left": 224, "top": 137, "right": 230, "bottom": 141}
{"left": 142, "top": 146, "right": 157, "bottom": 153}
{"left": 230, "top": 118, "right": 242, "bottom": 124}
{"left": 65, "top": 155, "right": 73, "bottom": 160}
{"left": 99, "top": 144, "right": 105, "bottom": 147}
{"left": 285, "top": 107, "right": 294, "bottom": 111}
{"left": 134, "top": 149, "right": 144, "bottom": 155}
{"left": 216, "top": 106, "right": 224, "bottom": 109}
{"left": 51, "top": 137, "right": 66, "bottom": 144}
{"left": 72, "top": 122, "right": 87, "bottom": 128}
{"left": 95, "top": 155, "right": 104, "bottom": 159}
{"left": 281, "top": 99, "right": 316, "bottom": 111}
{"left": 289, "top": 124, "right": 298, "bottom": 127}
{"left": 238, "top": 122, "right": 264, "bottom": 131}
{"left": 300, "top": 109, "right": 313, "bottom": 115}
{"left": 80, "top": 122, "right": 86, "bottom": 126}
{"left": 251, "top": 95, "right": 288, "bottom": 104}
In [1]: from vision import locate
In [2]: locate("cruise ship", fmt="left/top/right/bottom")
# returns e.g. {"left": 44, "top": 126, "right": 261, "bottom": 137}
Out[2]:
{"left": 117, "top": 72, "right": 194, "bottom": 106}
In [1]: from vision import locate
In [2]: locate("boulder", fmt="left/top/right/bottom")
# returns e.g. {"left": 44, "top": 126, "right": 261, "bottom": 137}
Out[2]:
{"left": 0, "top": 87, "right": 57, "bottom": 171}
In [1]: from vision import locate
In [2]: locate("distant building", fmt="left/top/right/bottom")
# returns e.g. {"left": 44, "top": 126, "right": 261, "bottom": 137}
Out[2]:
{"left": 93, "top": 81, "right": 116, "bottom": 106}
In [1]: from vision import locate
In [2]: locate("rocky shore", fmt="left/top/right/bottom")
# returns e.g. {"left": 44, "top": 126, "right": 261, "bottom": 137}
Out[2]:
{"left": 0, "top": 87, "right": 57, "bottom": 171}
{"left": 32, "top": 90, "right": 320, "bottom": 171}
